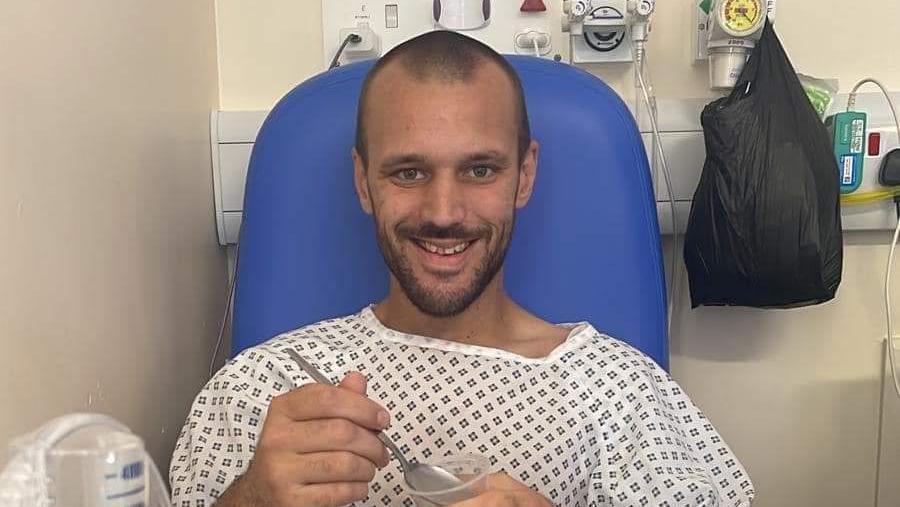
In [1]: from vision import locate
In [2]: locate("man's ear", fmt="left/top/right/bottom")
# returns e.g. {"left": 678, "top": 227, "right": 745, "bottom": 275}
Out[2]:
{"left": 515, "top": 140, "right": 539, "bottom": 209}
{"left": 352, "top": 148, "right": 374, "bottom": 215}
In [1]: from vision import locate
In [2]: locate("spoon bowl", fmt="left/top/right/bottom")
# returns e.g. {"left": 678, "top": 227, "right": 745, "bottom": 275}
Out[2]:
{"left": 404, "top": 454, "right": 490, "bottom": 507}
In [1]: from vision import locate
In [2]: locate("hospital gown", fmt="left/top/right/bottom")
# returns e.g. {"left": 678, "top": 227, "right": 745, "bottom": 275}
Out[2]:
{"left": 170, "top": 306, "right": 754, "bottom": 506}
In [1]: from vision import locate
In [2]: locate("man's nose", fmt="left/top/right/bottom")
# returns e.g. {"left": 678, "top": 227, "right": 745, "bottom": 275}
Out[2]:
{"left": 421, "top": 172, "right": 466, "bottom": 227}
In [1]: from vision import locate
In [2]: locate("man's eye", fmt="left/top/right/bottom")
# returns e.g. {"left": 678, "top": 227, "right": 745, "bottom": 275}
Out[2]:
{"left": 468, "top": 166, "right": 495, "bottom": 179}
{"left": 396, "top": 169, "right": 425, "bottom": 181}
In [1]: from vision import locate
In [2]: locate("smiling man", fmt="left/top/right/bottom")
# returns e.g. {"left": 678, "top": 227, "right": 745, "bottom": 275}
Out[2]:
{"left": 170, "top": 31, "right": 754, "bottom": 507}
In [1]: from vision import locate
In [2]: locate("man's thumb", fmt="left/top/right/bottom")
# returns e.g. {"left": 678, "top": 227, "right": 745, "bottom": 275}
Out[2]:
{"left": 485, "top": 472, "right": 529, "bottom": 491}
{"left": 338, "top": 371, "right": 368, "bottom": 395}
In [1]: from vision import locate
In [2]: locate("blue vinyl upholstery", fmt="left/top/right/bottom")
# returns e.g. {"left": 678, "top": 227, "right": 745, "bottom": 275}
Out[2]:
{"left": 232, "top": 56, "right": 669, "bottom": 369}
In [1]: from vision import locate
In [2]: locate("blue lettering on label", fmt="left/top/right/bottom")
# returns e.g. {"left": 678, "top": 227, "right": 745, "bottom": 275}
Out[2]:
{"left": 121, "top": 461, "right": 144, "bottom": 480}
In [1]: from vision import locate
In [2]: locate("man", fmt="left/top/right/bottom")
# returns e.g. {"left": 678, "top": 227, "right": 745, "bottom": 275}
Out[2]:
{"left": 171, "top": 31, "right": 754, "bottom": 506}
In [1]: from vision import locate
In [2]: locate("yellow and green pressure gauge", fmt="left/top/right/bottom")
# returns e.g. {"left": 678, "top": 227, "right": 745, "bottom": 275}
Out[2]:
{"left": 718, "top": 0, "right": 764, "bottom": 37}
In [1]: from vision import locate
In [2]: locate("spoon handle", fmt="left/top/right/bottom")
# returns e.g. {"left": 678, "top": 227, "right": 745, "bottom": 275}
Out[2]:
{"left": 285, "top": 348, "right": 333, "bottom": 385}
{"left": 284, "top": 349, "right": 411, "bottom": 471}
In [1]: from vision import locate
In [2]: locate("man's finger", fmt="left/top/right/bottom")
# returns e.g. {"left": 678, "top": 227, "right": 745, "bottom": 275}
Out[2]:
{"left": 295, "top": 482, "right": 370, "bottom": 507}
{"left": 270, "top": 383, "right": 391, "bottom": 430}
{"left": 262, "top": 418, "right": 390, "bottom": 467}
{"left": 297, "top": 451, "right": 379, "bottom": 484}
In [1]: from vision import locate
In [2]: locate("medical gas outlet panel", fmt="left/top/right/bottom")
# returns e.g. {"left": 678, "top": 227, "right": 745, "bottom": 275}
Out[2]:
{"left": 323, "top": 1, "right": 649, "bottom": 66}
{"left": 323, "top": 1, "right": 566, "bottom": 65}
{"left": 694, "top": 0, "right": 776, "bottom": 89}
{"left": 562, "top": 0, "right": 646, "bottom": 64}
{"left": 322, "top": 0, "right": 569, "bottom": 66}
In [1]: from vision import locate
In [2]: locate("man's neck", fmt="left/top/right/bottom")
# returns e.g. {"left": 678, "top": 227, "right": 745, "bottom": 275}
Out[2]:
{"left": 371, "top": 275, "right": 571, "bottom": 357}
{"left": 373, "top": 277, "right": 516, "bottom": 348}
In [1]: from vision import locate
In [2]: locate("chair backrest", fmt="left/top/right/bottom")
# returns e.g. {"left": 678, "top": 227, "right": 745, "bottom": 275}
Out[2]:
{"left": 233, "top": 56, "right": 669, "bottom": 369}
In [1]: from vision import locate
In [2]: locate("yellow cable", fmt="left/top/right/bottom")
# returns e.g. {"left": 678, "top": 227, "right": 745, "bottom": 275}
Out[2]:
{"left": 840, "top": 187, "right": 900, "bottom": 205}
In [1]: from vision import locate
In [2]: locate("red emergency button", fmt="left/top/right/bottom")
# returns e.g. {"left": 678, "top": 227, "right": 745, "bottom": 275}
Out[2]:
{"left": 869, "top": 132, "right": 882, "bottom": 156}
{"left": 520, "top": 0, "right": 547, "bottom": 12}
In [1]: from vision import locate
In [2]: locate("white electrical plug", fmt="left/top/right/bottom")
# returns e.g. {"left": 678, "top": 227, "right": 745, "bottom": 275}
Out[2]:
{"left": 628, "top": 0, "right": 655, "bottom": 43}
{"left": 515, "top": 30, "right": 551, "bottom": 55}
{"left": 339, "top": 22, "right": 380, "bottom": 60}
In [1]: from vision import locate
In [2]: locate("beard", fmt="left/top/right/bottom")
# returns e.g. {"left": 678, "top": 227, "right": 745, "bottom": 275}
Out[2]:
{"left": 374, "top": 214, "right": 513, "bottom": 318}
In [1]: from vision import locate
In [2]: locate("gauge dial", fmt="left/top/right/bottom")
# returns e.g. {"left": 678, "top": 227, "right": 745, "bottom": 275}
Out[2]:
{"left": 719, "top": 0, "right": 764, "bottom": 36}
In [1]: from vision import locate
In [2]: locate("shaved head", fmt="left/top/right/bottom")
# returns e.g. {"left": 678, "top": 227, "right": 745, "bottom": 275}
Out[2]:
{"left": 355, "top": 30, "right": 531, "bottom": 167}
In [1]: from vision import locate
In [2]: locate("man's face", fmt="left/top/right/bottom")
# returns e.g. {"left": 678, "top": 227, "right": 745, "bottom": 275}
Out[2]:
{"left": 353, "top": 62, "right": 537, "bottom": 317}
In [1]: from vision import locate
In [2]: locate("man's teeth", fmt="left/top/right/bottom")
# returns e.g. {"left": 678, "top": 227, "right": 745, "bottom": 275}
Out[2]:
{"left": 420, "top": 241, "right": 470, "bottom": 255}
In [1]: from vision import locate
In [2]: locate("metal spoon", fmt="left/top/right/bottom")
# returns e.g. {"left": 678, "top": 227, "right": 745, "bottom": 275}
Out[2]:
{"left": 284, "top": 349, "right": 475, "bottom": 502}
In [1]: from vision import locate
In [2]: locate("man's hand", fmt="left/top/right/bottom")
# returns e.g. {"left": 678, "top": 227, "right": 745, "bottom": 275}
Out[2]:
{"left": 450, "top": 473, "right": 554, "bottom": 507}
{"left": 217, "top": 372, "right": 390, "bottom": 507}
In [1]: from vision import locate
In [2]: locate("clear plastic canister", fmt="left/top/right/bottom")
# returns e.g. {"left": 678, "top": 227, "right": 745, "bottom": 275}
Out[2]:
{"left": 40, "top": 425, "right": 148, "bottom": 507}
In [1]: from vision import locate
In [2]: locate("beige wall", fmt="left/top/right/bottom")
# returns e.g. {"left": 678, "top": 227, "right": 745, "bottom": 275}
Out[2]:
{"left": 667, "top": 234, "right": 900, "bottom": 507}
{"left": 0, "top": 0, "right": 224, "bottom": 475}
{"left": 212, "top": 0, "right": 900, "bottom": 505}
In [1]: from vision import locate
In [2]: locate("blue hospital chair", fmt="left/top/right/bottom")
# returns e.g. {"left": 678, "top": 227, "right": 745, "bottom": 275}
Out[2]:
{"left": 232, "top": 56, "right": 669, "bottom": 370}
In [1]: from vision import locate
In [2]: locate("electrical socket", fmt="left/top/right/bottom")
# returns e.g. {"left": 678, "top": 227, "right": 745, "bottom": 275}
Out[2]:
{"left": 514, "top": 29, "right": 552, "bottom": 55}
{"left": 339, "top": 22, "right": 380, "bottom": 60}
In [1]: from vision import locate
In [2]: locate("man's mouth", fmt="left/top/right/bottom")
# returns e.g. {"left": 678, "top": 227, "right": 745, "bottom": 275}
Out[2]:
{"left": 413, "top": 239, "right": 474, "bottom": 256}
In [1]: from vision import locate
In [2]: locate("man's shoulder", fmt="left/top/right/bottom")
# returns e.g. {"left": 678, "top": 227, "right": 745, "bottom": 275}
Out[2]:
{"left": 244, "top": 307, "right": 373, "bottom": 356}
{"left": 210, "top": 309, "right": 375, "bottom": 391}
{"left": 572, "top": 324, "right": 669, "bottom": 382}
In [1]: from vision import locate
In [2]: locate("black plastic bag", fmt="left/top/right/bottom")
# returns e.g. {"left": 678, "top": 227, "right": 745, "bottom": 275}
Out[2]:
{"left": 684, "top": 21, "right": 843, "bottom": 308}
